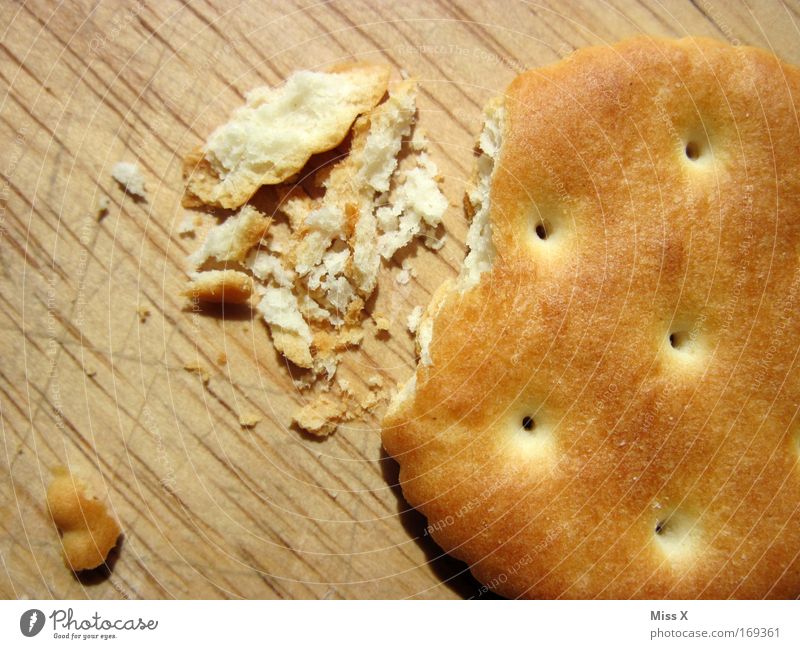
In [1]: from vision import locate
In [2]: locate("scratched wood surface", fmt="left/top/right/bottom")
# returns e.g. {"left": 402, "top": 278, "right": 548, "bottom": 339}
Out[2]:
{"left": 1, "top": 0, "right": 799, "bottom": 600}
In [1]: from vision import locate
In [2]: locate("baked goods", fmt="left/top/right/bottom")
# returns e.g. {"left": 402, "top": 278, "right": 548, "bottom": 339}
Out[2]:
{"left": 182, "top": 63, "right": 390, "bottom": 208}
{"left": 111, "top": 161, "right": 147, "bottom": 199}
{"left": 182, "top": 65, "right": 448, "bottom": 434}
{"left": 383, "top": 37, "right": 800, "bottom": 598}
{"left": 184, "top": 269, "right": 254, "bottom": 304}
{"left": 46, "top": 468, "right": 121, "bottom": 571}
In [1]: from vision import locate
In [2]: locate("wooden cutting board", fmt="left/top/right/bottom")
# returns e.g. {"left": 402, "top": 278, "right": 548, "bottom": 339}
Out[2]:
{"left": 2, "top": 0, "right": 799, "bottom": 600}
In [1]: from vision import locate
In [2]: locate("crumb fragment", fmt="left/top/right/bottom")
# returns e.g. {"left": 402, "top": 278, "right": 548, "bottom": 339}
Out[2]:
{"left": 217, "top": 351, "right": 228, "bottom": 365}
{"left": 367, "top": 374, "right": 384, "bottom": 389}
{"left": 184, "top": 362, "right": 210, "bottom": 385}
{"left": 137, "top": 305, "right": 151, "bottom": 323}
{"left": 181, "top": 66, "right": 451, "bottom": 436}
{"left": 188, "top": 205, "right": 271, "bottom": 269}
{"left": 238, "top": 411, "right": 262, "bottom": 428}
{"left": 183, "top": 64, "right": 390, "bottom": 208}
{"left": 184, "top": 270, "right": 253, "bottom": 304}
{"left": 177, "top": 214, "right": 197, "bottom": 237}
{"left": 46, "top": 467, "right": 121, "bottom": 572}
{"left": 111, "top": 161, "right": 147, "bottom": 199}
{"left": 97, "top": 196, "right": 110, "bottom": 219}
{"left": 292, "top": 394, "right": 348, "bottom": 437}
{"left": 407, "top": 306, "right": 423, "bottom": 334}
{"left": 373, "top": 314, "right": 391, "bottom": 332}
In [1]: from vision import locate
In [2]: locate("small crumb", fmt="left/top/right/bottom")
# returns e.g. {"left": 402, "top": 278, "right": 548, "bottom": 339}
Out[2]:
{"left": 292, "top": 394, "right": 349, "bottom": 437}
{"left": 407, "top": 306, "right": 423, "bottom": 335}
{"left": 238, "top": 411, "right": 262, "bottom": 428}
{"left": 367, "top": 374, "right": 384, "bottom": 389}
{"left": 268, "top": 239, "right": 286, "bottom": 254}
{"left": 293, "top": 376, "right": 314, "bottom": 391}
{"left": 97, "top": 196, "right": 110, "bottom": 220}
{"left": 401, "top": 257, "right": 417, "bottom": 278}
{"left": 217, "top": 351, "right": 227, "bottom": 365}
{"left": 424, "top": 233, "right": 446, "bottom": 250}
{"left": 177, "top": 214, "right": 196, "bottom": 237}
{"left": 410, "top": 128, "right": 428, "bottom": 152}
{"left": 85, "top": 367, "right": 97, "bottom": 378}
{"left": 395, "top": 269, "right": 411, "bottom": 285}
{"left": 184, "top": 362, "right": 210, "bottom": 385}
{"left": 111, "top": 161, "right": 147, "bottom": 199}
{"left": 47, "top": 467, "right": 121, "bottom": 571}
{"left": 137, "top": 305, "right": 151, "bottom": 323}
{"left": 373, "top": 314, "right": 391, "bottom": 332}
{"left": 336, "top": 377, "right": 353, "bottom": 395}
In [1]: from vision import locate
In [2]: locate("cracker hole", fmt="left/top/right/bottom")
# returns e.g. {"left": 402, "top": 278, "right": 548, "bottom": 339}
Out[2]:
{"left": 669, "top": 331, "right": 690, "bottom": 350}
{"left": 652, "top": 510, "right": 699, "bottom": 560}
{"left": 535, "top": 221, "right": 549, "bottom": 240}
{"left": 521, "top": 415, "right": 536, "bottom": 432}
{"left": 685, "top": 140, "right": 702, "bottom": 161}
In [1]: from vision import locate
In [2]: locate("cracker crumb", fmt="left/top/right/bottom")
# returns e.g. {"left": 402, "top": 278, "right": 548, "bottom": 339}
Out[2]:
{"left": 137, "top": 305, "right": 151, "bottom": 323}
{"left": 47, "top": 467, "right": 121, "bottom": 571}
{"left": 111, "top": 161, "right": 147, "bottom": 199}
{"left": 373, "top": 314, "right": 391, "bottom": 331}
{"left": 367, "top": 374, "right": 384, "bottom": 389}
{"left": 177, "top": 214, "right": 196, "bottom": 237}
{"left": 395, "top": 269, "right": 411, "bottom": 285}
{"left": 336, "top": 377, "right": 353, "bottom": 395}
{"left": 292, "top": 394, "right": 349, "bottom": 437}
{"left": 97, "top": 196, "right": 110, "bottom": 219}
{"left": 184, "top": 362, "right": 210, "bottom": 385}
{"left": 239, "top": 411, "right": 262, "bottom": 428}
{"left": 217, "top": 351, "right": 228, "bottom": 365}
{"left": 407, "top": 306, "right": 423, "bottom": 334}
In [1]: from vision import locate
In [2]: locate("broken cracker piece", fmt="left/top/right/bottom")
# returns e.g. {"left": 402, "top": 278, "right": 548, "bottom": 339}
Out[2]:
{"left": 183, "top": 63, "right": 390, "bottom": 209}
{"left": 256, "top": 285, "right": 314, "bottom": 368}
{"left": 238, "top": 411, "right": 262, "bottom": 428}
{"left": 184, "top": 362, "right": 210, "bottom": 385}
{"left": 292, "top": 394, "right": 349, "bottom": 437}
{"left": 177, "top": 213, "right": 197, "bottom": 237}
{"left": 188, "top": 204, "right": 271, "bottom": 269}
{"left": 184, "top": 269, "right": 253, "bottom": 304}
{"left": 111, "top": 161, "right": 147, "bottom": 199}
{"left": 373, "top": 314, "right": 391, "bottom": 332}
{"left": 96, "top": 196, "right": 110, "bottom": 219}
{"left": 47, "top": 467, "right": 121, "bottom": 571}
{"left": 406, "top": 306, "right": 423, "bottom": 334}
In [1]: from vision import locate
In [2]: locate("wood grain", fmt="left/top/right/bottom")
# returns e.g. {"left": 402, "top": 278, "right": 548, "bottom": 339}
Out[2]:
{"left": 1, "top": 0, "right": 799, "bottom": 599}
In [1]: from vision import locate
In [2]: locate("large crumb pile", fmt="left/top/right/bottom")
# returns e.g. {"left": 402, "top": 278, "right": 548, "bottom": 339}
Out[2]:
{"left": 181, "top": 65, "right": 448, "bottom": 436}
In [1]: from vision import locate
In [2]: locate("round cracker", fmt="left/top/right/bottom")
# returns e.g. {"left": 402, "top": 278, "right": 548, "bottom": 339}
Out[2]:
{"left": 382, "top": 36, "right": 800, "bottom": 599}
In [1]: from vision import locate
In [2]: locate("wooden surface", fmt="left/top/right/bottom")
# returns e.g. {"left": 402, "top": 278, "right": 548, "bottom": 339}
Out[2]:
{"left": 2, "top": 0, "right": 799, "bottom": 600}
